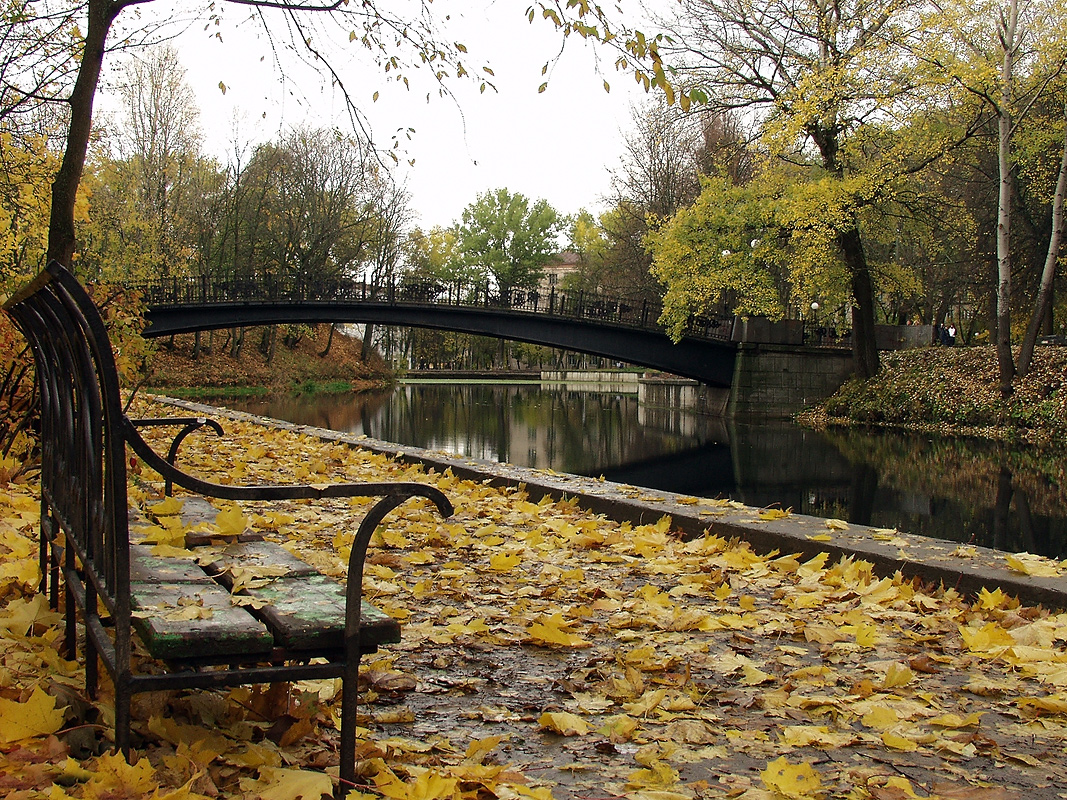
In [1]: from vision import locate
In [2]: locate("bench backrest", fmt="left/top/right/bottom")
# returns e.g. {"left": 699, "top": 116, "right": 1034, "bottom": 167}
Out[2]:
{"left": 4, "top": 262, "right": 131, "bottom": 622}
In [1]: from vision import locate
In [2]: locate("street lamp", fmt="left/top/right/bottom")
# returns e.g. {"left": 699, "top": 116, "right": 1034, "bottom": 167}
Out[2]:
{"left": 810, "top": 302, "right": 820, "bottom": 343}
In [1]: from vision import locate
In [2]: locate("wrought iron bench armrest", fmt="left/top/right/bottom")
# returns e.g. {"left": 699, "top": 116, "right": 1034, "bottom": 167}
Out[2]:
{"left": 129, "top": 416, "right": 224, "bottom": 495}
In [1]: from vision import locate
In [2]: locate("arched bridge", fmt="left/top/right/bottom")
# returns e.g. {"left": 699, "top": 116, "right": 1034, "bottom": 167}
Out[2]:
{"left": 135, "top": 276, "right": 740, "bottom": 387}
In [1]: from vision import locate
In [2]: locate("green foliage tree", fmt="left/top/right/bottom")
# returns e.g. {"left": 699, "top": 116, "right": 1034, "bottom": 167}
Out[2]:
{"left": 457, "top": 188, "right": 562, "bottom": 296}
{"left": 649, "top": 0, "right": 962, "bottom": 377}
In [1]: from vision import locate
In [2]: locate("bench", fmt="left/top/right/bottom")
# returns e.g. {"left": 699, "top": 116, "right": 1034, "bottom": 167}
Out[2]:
{"left": 3, "top": 262, "right": 452, "bottom": 797}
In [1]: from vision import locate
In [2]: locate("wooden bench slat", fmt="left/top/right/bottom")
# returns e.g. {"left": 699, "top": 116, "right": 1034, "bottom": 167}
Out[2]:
{"left": 129, "top": 544, "right": 215, "bottom": 584}
{"left": 131, "top": 581, "right": 274, "bottom": 660}
{"left": 240, "top": 574, "right": 401, "bottom": 651}
{"left": 199, "top": 541, "right": 319, "bottom": 582}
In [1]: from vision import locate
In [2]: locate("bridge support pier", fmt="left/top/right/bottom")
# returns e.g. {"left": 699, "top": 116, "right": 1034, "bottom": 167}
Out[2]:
{"left": 726, "top": 343, "right": 854, "bottom": 417}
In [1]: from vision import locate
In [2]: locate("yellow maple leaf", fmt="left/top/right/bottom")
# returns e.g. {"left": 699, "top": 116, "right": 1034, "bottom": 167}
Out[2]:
{"left": 758, "top": 508, "right": 792, "bottom": 521}
{"left": 214, "top": 505, "right": 249, "bottom": 537}
{"left": 825, "top": 518, "right": 849, "bottom": 530}
{"left": 1018, "top": 694, "right": 1067, "bottom": 716}
{"left": 842, "top": 622, "right": 879, "bottom": 648}
{"left": 761, "top": 756, "right": 823, "bottom": 798}
{"left": 626, "top": 758, "right": 680, "bottom": 790}
{"left": 0, "top": 593, "right": 61, "bottom": 636}
{"left": 928, "top": 712, "right": 982, "bottom": 728}
{"left": 861, "top": 705, "right": 899, "bottom": 730}
{"left": 0, "top": 685, "right": 66, "bottom": 743}
{"left": 489, "top": 552, "right": 521, "bottom": 571}
{"left": 464, "top": 735, "right": 503, "bottom": 764}
{"left": 959, "top": 622, "right": 1015, "bottom": 653}
{"left": 741, "top": 664, "right": 774, "bottom": 686}
{"left": 1005, "top": 553, "right": 1062, "bottom": 577}
{"left": 623, "top": 688, "right": 667, "bottom": 716}
{"left": 82, "top": 752, "right": 158, "bottom": 797}
{"left": 538, "top": 711, "right": 591, "bottom": 736}
{"left": 782, "top": 724, "right": 854, "bottom": 748}
{"left": 882, "top": 663, "right": 914, "bottom": 689}
{"left": 977, "top": 587, "right": 1010, "bottom": 610}
{"left": 527, "top": 613, "right": 591, "bottom": 648}
{"left": 599, "top": 713, "right": 640, "bottom": 741}
{"left": 149, "top": 775, "right": 210, "bottom": 800}
{"left": 881, "top": 731, "right": 919, "bottom": 751}
{"left": 150, "top": 496, "right": 184, "bottom": 516}
{"left": 246, "top": 766, "right": 333, "bottom": 800}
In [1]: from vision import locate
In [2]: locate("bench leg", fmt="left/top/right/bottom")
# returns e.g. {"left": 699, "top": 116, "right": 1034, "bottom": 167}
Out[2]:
{"left": 64, "top": 544, "right": 77, "bottom": 660}
{"left": 114, "top": 680, "right": 131, "bottom": 758}
{"left": 84, "top": 585, "right": 99, "bottom": 699}
{"left": 338, "top": 653, "right": 360, "bottom": 799}
{"left": 39, "top": 516, "right": 50, "bottom": 600}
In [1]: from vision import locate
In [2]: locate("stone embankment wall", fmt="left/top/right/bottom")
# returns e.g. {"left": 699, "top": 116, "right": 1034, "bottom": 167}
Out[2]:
{"left": 727, "top": 343, "right": 855, "bottom": 417}
{"left": 543, "top": 350, "right": 855, "bottom": 418}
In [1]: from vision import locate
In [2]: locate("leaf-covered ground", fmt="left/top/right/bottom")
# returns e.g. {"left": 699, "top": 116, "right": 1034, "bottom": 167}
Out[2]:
{"left": 3, "top": 400, "right": 1067, "bottom": 799}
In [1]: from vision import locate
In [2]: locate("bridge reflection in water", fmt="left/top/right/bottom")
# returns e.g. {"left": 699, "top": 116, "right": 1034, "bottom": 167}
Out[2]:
{"left": 220, "top": 382, "right": 1067, "bottom": 559}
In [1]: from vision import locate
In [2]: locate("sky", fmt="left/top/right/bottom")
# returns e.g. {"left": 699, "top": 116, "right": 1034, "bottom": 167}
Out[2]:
{"left": 130, "top": 1, "right": 651, "bottom": 231}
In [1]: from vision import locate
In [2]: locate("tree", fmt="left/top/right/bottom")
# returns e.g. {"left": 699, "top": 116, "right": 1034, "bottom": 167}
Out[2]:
{"left": 584, "top": 100, "right": 707, "bottom": 303}
{"left": 926, "top": 0, "right": 1067, "bottom": 388}
{"left": 0, "top": 4, "right": 81, "bottom": 141}
{"left": 1017, "top": 100, "right": 1067, "bottom": 373}
{"left": 404, "top": 226, "right": 466, "bottom": 281}
{"left": 651, "top": 0, "right": 950, "bottom": 377}
{"left": 260, "top": 128, "right": 381, "bottom": 287}
{"left": 457, "top": 188, "right": 562, "bottom": 296}
{"left": 0, "top": 134, "right": 57, "bottom": 282}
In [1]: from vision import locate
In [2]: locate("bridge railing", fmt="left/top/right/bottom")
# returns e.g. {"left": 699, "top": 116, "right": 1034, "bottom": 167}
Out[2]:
{"left": 131, "top": 274, "right": 737, "bottom": 343}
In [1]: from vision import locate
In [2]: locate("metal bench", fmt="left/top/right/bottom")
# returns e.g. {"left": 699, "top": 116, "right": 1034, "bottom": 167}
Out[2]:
{"left": 3, "top": 262, "right": 452, "bottom": 797}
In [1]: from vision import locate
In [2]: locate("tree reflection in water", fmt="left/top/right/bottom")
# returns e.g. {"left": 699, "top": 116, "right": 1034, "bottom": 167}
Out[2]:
{"left": 224, "top": 384, "right": 1067, "bottom": 559}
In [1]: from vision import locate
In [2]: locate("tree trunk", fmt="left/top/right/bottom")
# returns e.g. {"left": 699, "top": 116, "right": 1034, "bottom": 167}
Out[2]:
{"left": 230, "top": 327, "right": 245, "bottom": 359}
{"left": 47, "top": 0, "right": 124, "bottom": 266}
{"left": 360, "top": 322, "right": 376, "bottom": 361}
{"left": 994, "top": 0, "right": 1020, "bottom": 397}
{"left": 1017, "top": 106, "right": 1067, "bottom": 376}
{"left": 267, "top": 325, "right": 277, "bottom": 364}
{"left": 838, "top": 227, "right": 880, "bottom": 379}
{"left": 320, "top": 324, "right": 336, "bottom": 357}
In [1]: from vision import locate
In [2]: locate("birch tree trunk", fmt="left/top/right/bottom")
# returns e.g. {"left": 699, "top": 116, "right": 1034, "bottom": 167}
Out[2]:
{"left": 1017, "top": 103, "right": 1067, "bottom": 375}
{"left": 994, "top": 0, "right": 1020, "bottom": 397}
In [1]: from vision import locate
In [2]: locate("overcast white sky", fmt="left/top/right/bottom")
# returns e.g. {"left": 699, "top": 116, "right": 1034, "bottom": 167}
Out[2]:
{"left": 128, "top": 1, "right": 651, "bottom": 231}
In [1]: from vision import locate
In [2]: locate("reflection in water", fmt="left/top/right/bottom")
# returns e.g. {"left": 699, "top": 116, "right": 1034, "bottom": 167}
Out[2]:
{"left": 225, "top": 383, "right": 1067, "bottom": 558}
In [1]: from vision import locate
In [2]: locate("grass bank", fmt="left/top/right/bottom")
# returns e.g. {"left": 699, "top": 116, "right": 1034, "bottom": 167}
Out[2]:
{"left": 802, "top": 345, "right": 1067, "bottom": 448}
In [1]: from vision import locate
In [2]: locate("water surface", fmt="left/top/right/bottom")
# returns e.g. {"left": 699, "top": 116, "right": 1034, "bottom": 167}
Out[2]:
{"left": 224, "top": 382, "right": 1067, "bottom": 559}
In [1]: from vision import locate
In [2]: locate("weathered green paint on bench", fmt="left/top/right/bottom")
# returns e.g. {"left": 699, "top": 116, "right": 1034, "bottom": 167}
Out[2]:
{"left": 130, "top": 581, "right": 274, "bottom": 659}
{"left": 245, "top": 574, "right": 401, "bottom": 651}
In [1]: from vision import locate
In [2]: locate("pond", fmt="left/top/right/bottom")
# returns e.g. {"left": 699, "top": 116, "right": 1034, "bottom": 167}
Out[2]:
{"left": 222, "top": 381, "right": 1067, "bottom": 559}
